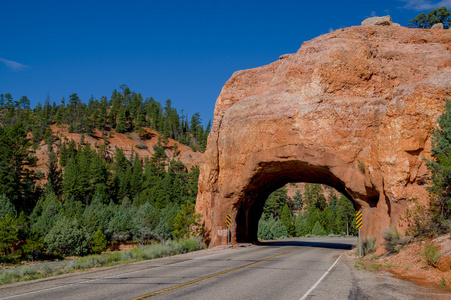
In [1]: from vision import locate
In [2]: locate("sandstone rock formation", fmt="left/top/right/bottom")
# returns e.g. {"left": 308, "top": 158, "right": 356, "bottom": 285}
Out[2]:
{"left": 431, "top": 23, "right": 444, "bottom": 30}
{"left": 196, "top": 23, "right": 451, "bottom": 247}
{"left": 361, "top": 15, "right": 393, "bottom": 26}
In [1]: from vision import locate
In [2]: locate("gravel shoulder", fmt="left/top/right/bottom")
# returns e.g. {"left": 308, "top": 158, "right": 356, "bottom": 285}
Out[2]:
{"left": 344, "top": 251, "right": 451, "bottom": 299}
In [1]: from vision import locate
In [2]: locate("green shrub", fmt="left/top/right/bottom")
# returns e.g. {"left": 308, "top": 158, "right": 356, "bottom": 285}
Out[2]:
{"left": 383, "top": 227, "right": 402, "bottom": 253}
{"left": 270, "top": 220, "right": 288, "bottom": 239}
{"left": 362, "top": 236, "right": 377, "bottom": 256}
{"left": 40, "top": 264, "right": 55, "bottom": 276}
{"left": 358, "top": 160, "right": 365, "bottom": 174}
{"left": 422, "top": 243, "right": 441, "bottom": 267}
{"left": 0, "top": 270, "right": 19, "bottom": 285}
{"left": 258, "top": 219, "right": 273, "bottom": 240}
{"left": 19, "top": 266, "right": 37, "bottom": 278}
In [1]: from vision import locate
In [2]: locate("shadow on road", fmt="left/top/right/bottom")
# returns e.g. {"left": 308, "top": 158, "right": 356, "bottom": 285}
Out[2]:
{"left": 256, "top": 239, "right": 355, "bottom": 250}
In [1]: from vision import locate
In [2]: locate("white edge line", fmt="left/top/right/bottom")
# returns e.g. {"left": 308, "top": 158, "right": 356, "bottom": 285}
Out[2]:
{"left": 299, "top": 252, "right": 344, "bottom": 300}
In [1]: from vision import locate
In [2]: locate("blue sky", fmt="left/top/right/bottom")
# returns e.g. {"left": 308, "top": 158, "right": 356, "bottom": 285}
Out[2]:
{"left": 1, "top": 0, "right": 450, "bottom": 123}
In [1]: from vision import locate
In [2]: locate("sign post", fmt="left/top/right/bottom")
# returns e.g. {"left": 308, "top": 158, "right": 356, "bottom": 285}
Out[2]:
{"left": 356, "top": 210, "right": 363, "bottom": 257}
{"left": 226, "top": 214, "right": 231, "bottom": 248}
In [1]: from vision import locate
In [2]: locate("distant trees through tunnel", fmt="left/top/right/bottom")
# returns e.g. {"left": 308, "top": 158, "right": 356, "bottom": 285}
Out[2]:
{"left": 257, "top": 183, "right": 357, "bottom": 241}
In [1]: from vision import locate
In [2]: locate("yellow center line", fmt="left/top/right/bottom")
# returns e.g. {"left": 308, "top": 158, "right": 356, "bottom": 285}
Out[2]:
{"left": 131, "top": 249, "right": 294, "bottom": 300}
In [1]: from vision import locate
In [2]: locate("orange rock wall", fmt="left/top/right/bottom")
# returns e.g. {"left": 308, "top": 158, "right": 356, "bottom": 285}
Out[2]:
{"left": 196, "top": 25, "right": 451, "bottom": 246}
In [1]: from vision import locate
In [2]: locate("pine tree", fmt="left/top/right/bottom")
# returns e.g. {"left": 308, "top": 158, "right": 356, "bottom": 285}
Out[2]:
{"left": 312, "top": 221, "right": 327, "bottom": 236}
{"left": 62, "top": 157, "right": 84, "bottom": 202}
{"left": 336, "top": 195, "right": 356, "bottom": 235}
{"left": 427, "top": 99, "right": 451, "bottom": 225}
{"left": 0, "top": 215, "right": 18, "bottom": 255}
{"left": 0, "top": 194, "right": 17, "bottom": 218}
{"left": 130, "top": 154, "right": 143, "bottom": 198}
{"left": 115, "top": 106, "right": 127, "bottom": 133}
{"left": 281, "top": 204, "right": 294, "bottom": 236}
{"left": 304, "top": 183, "right": 326, "bottom": 211}
{"left": 263, "top": 187, "right": 288, "bottom": 218}
{"left": 47, "top": 147, "right": 62, "bottom": 197}
{"left": 91, "top": 230, "right": 107, "bottom": 254}
{"left": 0, "top": 122, "right": 37, "bottom": 212}
{"left": 172, "top": 202, "right": 203, "bottom": 239}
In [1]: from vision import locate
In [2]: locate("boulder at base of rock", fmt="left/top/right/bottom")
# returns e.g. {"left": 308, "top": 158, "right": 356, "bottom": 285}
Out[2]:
{"left": 437, "top": 253, "right": 451, "bottom": 272}
{"left": 432, "top": 23, "right": 444, "bottom": 30}
{"left": 361, "top": 15, "right": 393, "bottom": 26}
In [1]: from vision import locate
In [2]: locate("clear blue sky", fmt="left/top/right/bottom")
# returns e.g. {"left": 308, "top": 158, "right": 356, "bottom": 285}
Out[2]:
{"left": 1, "top": 0, "right": 449, "bottom": 123}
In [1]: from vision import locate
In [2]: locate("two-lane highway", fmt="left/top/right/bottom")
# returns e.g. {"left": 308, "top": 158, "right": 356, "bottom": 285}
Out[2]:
{"left": 2, "top": 237, "right": 359, "bottom": 300}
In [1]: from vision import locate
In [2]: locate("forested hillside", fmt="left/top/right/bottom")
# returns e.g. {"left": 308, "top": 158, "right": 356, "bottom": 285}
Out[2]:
{"left": 258, "top": 183, "right": 357, "bottom": 240}
{"left": 0, "top": 86, "right": 208, "bottom": 260}
{"left": 0, "top": 85, "right": 359, "bottom": 263}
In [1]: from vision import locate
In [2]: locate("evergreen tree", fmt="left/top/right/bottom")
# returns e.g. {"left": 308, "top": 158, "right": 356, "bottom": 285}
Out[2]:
{"left": 130, "top": 154, "right": 143, "bottom": 198}
{"left": 304, "top": 183, "right": 326, "bottom": 211}
{"left": 0, "top": 194, "right": 17, "bottom": 218}
{"left": 30, "top": 189, "right": 62, "bottom": 236}
{"left": 427, "top": 99, "right": 451, "bottom": 227}
{"left": 270, "top": 219, "right": 288, "bottom": 239}
{"left": 21, "top": 229, "right": 45, "bottom": 261}
{"left": 293, "top": 189, "right": 303, "bottom": 210}
{"left": 294, "top": 214, "right": 309, "bottom": 236}
{"left": 44, "top": 216, "right": 90, "bottom": 256}
{"left": 0, "top": 215, "right": 18, "bottom": 255}
{"left": 336, "top": 195, "right": 356, "bottom": 235}
{"left": 47, "top": 147, "right": 62, "bottom": 197}
{"left": 281, "top": 204, "right": 294, "bottom": 236}
{"left": 263, "top": 187, "right": 288, "bottom": 218}
{"left": 115, "top": 106, "right": 127, "bottom": 133}
{"left": 312, "top": 221, "right": 327, "bottom": 236}
{"left": 62, "top": 157, "right": 84, "bottom": 202}
{"left": 0, "top": 122, "right": 38, "bottom": 212}
{"left": 172, "top": 202, "right": 203, "bottom": 239}
{"left": 408, "top": 7, "right": 450, "bottom": 29}
{"left": 91, "top": 230, "right": 107, "bottom": 254}
{"left": 257, "top": 218, "right": 273, "bottom": 240}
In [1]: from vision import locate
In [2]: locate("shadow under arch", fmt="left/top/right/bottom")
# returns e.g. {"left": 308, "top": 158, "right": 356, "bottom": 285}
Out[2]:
{"left": 234, "top": 157, "right": 377, "bottom": 244}
{"left": 257, "top": 239, "right": 355, "bottom": 250}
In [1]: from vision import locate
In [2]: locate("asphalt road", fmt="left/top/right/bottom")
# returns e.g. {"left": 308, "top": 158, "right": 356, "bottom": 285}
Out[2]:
{"left": 2, "top": 237, "right": 445, "bottom": 300}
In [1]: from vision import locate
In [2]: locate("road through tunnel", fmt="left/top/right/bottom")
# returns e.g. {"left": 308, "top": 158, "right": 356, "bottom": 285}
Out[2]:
{"left": 235, "top": 160, "right": 368, "bottom": 243}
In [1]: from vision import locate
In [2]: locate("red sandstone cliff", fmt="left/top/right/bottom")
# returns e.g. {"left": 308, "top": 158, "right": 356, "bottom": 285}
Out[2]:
{"left": 196, "top": 22, "right": 451, "bottom": 247}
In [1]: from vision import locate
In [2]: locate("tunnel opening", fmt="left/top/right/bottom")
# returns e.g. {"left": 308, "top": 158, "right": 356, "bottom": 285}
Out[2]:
{"left": 234, "top": 160, "right": 378, "bottom": 243}
{"left": 254, "top": 182, "right": 357, "bottom": 242}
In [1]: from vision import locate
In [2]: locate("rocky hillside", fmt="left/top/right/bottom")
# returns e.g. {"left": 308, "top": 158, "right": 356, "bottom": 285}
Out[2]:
{"left": 33, "top": 124, "right": 203, "bottom": 179}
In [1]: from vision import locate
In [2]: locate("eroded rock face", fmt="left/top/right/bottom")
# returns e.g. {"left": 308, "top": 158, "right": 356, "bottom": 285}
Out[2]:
{"left": 196, "top": 24, "right": 451, "bottom": 247}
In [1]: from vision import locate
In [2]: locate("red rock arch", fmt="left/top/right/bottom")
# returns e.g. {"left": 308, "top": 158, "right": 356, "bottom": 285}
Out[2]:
{"left": 196, "top": 25, "right": 451, "bottom": 247}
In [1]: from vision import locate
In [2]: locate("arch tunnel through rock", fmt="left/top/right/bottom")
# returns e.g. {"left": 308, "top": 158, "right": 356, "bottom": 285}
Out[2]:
{"left": 236, "top": 160, "right": 361, "bottom": 243}
{"left": 194, "top": 24, "right": 451, "bottom": 248}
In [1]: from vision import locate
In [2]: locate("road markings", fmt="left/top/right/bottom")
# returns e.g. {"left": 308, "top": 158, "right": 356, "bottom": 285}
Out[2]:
{"left": 131, "top": 249, "right": 294, "bottom": 300}
{"left": 0, "top": 266, "right": 166, "bottom": 300}
{"left": 299, "top": 252, "right": 343, "bottom": 300}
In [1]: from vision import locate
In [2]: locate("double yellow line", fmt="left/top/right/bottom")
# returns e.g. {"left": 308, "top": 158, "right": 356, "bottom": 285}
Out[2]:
{"left": 131, "top": 249, "right": 293, "bottom": 299}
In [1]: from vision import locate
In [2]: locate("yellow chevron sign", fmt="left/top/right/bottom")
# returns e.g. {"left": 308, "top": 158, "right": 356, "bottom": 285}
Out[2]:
{"left": 356, "top": 211, "right": 363, "bottom": 229}
{"left": 226, "top": 214, "right": 232, "bottom": 228}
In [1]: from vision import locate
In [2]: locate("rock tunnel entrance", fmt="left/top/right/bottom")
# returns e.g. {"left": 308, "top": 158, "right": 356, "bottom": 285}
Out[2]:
{"left": 195, "top": 144, "right": 390, "bottom": 248}
{"left": 195, "top": 24, "right": 449, "bottom": 248}
{"left": 235, "top": 160, "right": 365, "bottom": 243}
